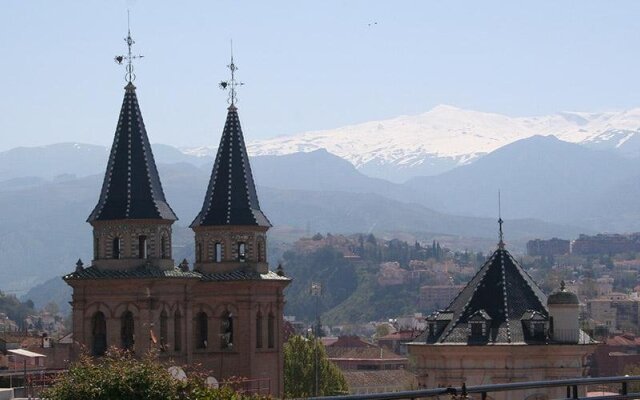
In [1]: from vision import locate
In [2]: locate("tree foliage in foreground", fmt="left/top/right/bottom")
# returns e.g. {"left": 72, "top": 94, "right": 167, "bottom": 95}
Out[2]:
{"left": 284, "top": 335, "right": 348, "bottom": 398}
{"left": 44, "top": 348, "right": 269, "bottom": 400}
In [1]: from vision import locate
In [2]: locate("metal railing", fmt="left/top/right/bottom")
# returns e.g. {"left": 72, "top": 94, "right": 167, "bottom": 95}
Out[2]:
{"left": 306, "top": 375, "right": 640, "bottom": 400}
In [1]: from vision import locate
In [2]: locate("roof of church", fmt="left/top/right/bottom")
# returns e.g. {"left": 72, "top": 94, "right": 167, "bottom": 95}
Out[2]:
{"left": 88, "top": 83, "right": 177, "bottom": 222}
{"left": 63, "top": 265, "right": 289, "bottom": 282}
{"left": 418, "top": 247, "right": 550, "bottom": 344}
{"left": 190, "top": 105, "right": 270, "bottom": 228}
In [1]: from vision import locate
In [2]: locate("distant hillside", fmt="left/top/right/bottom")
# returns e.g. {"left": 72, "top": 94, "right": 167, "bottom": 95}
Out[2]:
{"left": 282, "top": 234, "right": 483, "bottom": 325}
{"left": 0, "top": 143, "right": 212, "bottom": 183}
{"left": 0, "top": 159, "right": 582, "bottom": 295}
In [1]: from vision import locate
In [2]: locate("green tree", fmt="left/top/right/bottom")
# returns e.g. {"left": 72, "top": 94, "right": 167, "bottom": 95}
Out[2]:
{"left": 284, "top": 335, "right": 348, "bottom": 398}
{"left": 44, "top": 348, "right": 267, "bottom": 400}
{"left": 375, "top": 324, "right": 391, "bottom": 338}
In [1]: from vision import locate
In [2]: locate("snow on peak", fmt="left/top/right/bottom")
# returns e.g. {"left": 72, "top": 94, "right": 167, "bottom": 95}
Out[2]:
{"left": 180, "top": 105, "right": 640, "bottom": 178}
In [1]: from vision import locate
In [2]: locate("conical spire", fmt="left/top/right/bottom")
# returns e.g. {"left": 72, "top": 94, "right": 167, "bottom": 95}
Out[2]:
{"left": 191, "top": 105, "right": 270, "bottom": 227}
{"left": 423, "top": 245, "right": 548, "bottom": 344}
{"left": 88, "top": 83, "right": 177, "bottom": 222}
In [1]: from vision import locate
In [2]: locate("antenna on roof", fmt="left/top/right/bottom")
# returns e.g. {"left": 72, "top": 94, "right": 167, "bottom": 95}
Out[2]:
{"left": 114, "top": 10, "right": 144, "bottom": 83}
{"left": 498, "top": 190, "right": 505, "bottom": 249}
{"left": 219, "top": 40, "right": 244, "bottom": 106}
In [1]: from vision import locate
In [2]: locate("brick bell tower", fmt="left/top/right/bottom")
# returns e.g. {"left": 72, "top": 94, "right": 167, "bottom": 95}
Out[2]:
{"left": 188, "top": 53, "right": 289, "bottom": 395}
{"left": 65, "top": 28, "right": 289, "bottom": 396}
{"left": 64, "top": 24, "right": 185, "bottom": 360}
{"left": 87, "top": 81, "right": 178, "bottom": 271}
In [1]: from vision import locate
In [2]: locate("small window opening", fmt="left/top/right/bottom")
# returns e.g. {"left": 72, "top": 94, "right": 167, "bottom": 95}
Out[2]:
{"left": 161, "top": 236, "right": 168, "bottom": 259}
{"left": 221, "top": 311, "right": 234, "bottom": 349}
{"left": 215, "top": 242, "right": 222, "bottom": 263}
{"left": 92, "top": 311, "right": 107, "bottom": 356}
{"left": 238, "top": 243, "right": 246, "bottom": 262}
{"left": 196, "top": 242, "right": 203, "bottom": 263}
{"left": 533, "top": 322, "right": 546, "bottom": 338}
{"left": 138, "top": 235, "right": 148, "bottom": 259}
{"left": 470, "top": 322, "right": 484, "bottom": 337}
{"left": 174, "top": 310, "right": 182, "bottom": 352}
{"left": 94, "top": 237, "right": 100, "bottom": 260}
{"left": 112, "top": 237, "right": 121, "bottom": 259}
{"left": 256, "top": 312, "right": 263, "bottom": 349}
{"left": 121, "top": 311, "right": 135, "bottom": 351}
{"left": 257, "top": 241, "right": 263, "bottom": 262}
{"left": 268, "top": 313, "right": 275, "bottom": 348}
{"left": 196, "top": 312, "right": 208, "bottom": 349}
{"left": 160, "top": 310, "right": 168, "bottom": 352}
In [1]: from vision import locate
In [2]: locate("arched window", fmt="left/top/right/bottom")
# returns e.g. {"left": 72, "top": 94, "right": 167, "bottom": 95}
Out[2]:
{"left": 237, "top": 242, "right": 246, "bottom": 262}
{"left": 215, "top": 242, "right": 222, "bottom": 263}
{"left": 257, "top": 241, "right": 263, "bottom": 262}
{"left": 91, "top": 311, "right": 107, "bottom": 356}
{"left": 196, "top": 312, "right": 208, "bottom": 349}
{"left": 112, "top": 237, "right": 121, "bottom": 259}
{"left": 174, "top": 310, "right": 182, "bottom": 352}
{"left": 196, "top": 242, "right": 203, "bottom": 263}
{"left": 161, "top": 236, "right": 168, "bottom": 259}
{"left": 160, "top": 310, "right": 168, "bottom": 352}
{"left": 138, "top": 235, "right": 148, "bottom": 259}
{"left": 220, "top": 311, "right": 234, "bottom": 349}
{"left": 256, "top": 311, "right": 263, "bottom": 349}
{"left": 268, "top": 313, "right": 275, "bottom": 349}
{"left": 94, "top": 237, "right": 100, "bottom": 260}
{"left": 121, "top": 311, "right": 135, "bottom": 351}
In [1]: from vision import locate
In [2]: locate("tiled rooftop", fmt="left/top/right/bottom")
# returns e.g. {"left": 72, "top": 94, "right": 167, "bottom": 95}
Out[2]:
{"left": 63, "top": 265, "right": 289, "bottom": 282}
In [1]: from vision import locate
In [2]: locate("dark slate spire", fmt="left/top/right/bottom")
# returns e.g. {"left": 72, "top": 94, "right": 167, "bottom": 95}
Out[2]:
{"left": 88, "top": 83, "right": 177, "bottom": 222}
{"left": 422, "top": 246, "right": 548, "bottom": 344}
{"left": 191, "top": 105, "right": 270, "bottom": 228}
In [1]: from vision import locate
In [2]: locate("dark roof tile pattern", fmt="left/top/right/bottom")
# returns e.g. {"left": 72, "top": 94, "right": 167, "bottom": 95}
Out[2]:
{"left": 191, "top": 105, "right": 270, "bottom": 228}
{"left": 88, "top": 83, "right": 177, "bottom": 222}
{"left": 63, "top": 265, "right": 289, "bottom": 282}
{"left": 418, "top": 248, "right": 549, "bottom": 345}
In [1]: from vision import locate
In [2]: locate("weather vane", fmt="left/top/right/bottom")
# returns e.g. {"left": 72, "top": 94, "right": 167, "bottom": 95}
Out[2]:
{"left": 219, "top": 40, "right": 244, "bottom": 105}
{"left": 498, "top": 190, "right": 504, "bottom": 249}
{"left": 114, "top": 10, "right": 144, "bottom": 83}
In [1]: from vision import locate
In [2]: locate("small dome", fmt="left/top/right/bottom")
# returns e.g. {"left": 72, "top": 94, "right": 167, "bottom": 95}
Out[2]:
{"left": 548, "top": 281, "right": 579, "bottom": 305}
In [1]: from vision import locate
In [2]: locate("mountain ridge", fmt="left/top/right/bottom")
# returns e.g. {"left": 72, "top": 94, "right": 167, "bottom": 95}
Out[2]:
{"left": 240, "top": 104, "right": 640, "bottom": 181}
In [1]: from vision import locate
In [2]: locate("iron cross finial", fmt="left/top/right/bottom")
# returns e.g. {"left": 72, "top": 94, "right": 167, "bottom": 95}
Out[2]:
{"left": 114, "top": 10, "right": 144, "bottom": 83}
{"left": 219, "top": 40, "right": 244, "bottom": 106}
{"left": 498, "top": 190, "right": 505, "bottom": 249}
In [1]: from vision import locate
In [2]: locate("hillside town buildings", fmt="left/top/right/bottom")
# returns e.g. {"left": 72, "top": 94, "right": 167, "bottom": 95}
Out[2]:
{"left": 527, "top": 233, "right": 640, "bottom": 257}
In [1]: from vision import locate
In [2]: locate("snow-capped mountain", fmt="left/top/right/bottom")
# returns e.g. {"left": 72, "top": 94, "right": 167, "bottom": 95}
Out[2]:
{"left": 182, "top": 105, "right": 640, "bottom": 182}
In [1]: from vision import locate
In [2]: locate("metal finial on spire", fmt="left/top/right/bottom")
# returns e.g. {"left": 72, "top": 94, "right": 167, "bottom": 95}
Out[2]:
{"left": 114, "top": 10, "right": 144, "bottom": 83}
{"left": 219, "top": 40, "right": 244, "bottom": 106}
{"left": 498, "top": 190, "right": 505, "bottom": 249}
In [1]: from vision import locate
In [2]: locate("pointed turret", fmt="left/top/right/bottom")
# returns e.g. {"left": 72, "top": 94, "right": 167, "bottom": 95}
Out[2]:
{"left": 191, "top": 55, "right": 269, "bottom": 274}
{"left": 88, "top": 26, "right": 176, "bottom": 271}
{"left": 88, "top": 83, "right": 177, "bottom": 222}
{"left": 421, "top": 217, "right": 548, "bottom": 344}
{"left": 420, "top": 219, "right": 591, "bottom": 345}
{"left": 191, "top": 104, "right": 269, "bottom": 228}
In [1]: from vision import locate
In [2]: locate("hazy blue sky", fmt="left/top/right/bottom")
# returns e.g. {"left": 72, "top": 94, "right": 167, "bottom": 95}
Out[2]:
{"left": 2, "top": 1, "right": 640, "bottom": 150}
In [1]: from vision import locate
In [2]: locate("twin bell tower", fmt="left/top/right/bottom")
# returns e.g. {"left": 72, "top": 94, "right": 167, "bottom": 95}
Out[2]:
{"left": 64, "top": 25, "right": 289, "bottom": 397}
